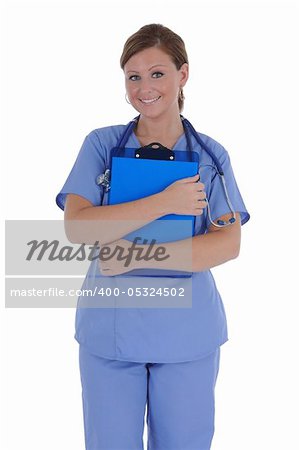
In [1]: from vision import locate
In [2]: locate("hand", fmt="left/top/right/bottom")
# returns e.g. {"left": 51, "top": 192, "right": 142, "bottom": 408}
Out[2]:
{"left": 161, "top": 174, "right": 207, "bottom": 216}
{"left": 99, "top": 238, "right": 137, "bottom": 276}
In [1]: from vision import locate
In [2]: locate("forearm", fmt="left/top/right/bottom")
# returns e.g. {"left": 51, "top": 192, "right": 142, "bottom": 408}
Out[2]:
{"left": 65, "top": 192, "right": 169, "bottom": 246}
{"left": 132, "top": 230, "right": 240, "bottom": 273}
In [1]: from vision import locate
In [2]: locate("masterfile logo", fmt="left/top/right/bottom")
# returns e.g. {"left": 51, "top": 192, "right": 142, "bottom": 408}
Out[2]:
{"left": 5, "top": 220, "right": 193, "bottom": 308}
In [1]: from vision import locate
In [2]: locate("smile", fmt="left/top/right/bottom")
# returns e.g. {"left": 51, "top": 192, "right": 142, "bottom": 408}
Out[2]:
{"left": 139, "top": 96, "right": 161, "bottom": 104}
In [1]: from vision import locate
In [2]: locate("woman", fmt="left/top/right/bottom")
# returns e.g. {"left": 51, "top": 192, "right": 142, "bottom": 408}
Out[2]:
{"left": 56, "top": 24, "right": 250, "bottom": 450}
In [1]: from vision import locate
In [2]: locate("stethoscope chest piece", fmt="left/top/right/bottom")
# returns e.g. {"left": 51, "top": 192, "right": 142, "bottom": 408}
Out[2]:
{"left": 96, "top": 168, "right": 111, "bottom": 192}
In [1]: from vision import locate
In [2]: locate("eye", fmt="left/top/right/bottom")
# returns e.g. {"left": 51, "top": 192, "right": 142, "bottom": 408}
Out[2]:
{"left": 128, "top": 75, "right": 140, "bottom": 81}
{"left": 152, "top": 71, "right": 164, "bottom": 78}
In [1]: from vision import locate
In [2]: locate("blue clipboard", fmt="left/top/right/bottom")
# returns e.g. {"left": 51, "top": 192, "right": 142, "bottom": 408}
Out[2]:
{"left": 107, "top": 144, "right": 199, "bottom": 277}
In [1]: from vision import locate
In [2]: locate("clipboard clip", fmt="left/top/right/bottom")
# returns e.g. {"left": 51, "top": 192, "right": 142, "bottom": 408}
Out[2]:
{"left": 135, "top": 142, "right": 175, "bottom": 161}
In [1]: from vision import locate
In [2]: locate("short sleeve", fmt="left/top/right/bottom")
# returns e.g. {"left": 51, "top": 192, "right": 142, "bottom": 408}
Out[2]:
{"left": 56, "top": 131, "right": 106, "bottom": 211}
{"left": 206, "top": 148, "right": 250, "bottom": 227}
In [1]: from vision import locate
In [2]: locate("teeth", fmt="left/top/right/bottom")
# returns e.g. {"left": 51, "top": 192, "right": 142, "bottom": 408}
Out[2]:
{"left": 140, "top": 96, "right": 160, "bottom": 104}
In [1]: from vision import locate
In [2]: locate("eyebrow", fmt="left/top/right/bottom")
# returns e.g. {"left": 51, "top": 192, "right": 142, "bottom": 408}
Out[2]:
{"left": 126, "top": 64, "right": 168, "bottom": 74}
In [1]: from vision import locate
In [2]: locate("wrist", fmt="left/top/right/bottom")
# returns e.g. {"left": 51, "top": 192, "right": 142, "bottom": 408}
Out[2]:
{"left": 152, "top": 191, "right": 171, "bottom": 217}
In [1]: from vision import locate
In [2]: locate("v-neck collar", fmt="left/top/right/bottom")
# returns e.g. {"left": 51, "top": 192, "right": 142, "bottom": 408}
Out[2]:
{"left": 131, "top": 130, "right": 187, "bottom": 151}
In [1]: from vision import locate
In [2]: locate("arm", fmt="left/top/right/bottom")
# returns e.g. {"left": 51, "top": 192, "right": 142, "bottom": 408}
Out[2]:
{"left": 64, "top": 192, "right": 170, "bottom": 246}
{"left": 99, "top": 212, "right": 241, "bottom": 275}
{"left": 64, "top": 174, "right": 205, "bottom": 246}
{"left": 191, "top": 212, "right": 241, "bottom": 271}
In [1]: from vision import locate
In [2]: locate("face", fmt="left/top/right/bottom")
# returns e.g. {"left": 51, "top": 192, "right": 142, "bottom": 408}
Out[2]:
{"left": 124, "top": 47, "right": 188, "bottom": 119}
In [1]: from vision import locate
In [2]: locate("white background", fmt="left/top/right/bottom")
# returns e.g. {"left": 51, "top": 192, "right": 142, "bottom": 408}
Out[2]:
{"left": 1, "top": 0, "right": 299, "bottom": 449}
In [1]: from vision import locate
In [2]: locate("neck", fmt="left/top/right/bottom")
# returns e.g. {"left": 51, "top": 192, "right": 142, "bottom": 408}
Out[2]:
{"left": 135, "top": 112, "right": 184, "bottom": 139}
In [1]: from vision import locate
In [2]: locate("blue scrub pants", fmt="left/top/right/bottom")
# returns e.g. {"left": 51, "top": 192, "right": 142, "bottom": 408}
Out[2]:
{"left": 79, "top": 345, "right": 221, "bottom": 450}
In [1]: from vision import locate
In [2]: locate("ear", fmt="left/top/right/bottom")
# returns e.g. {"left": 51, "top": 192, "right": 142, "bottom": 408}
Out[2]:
{"left": 179, "top": 63, "right": 189, "bottom": 87}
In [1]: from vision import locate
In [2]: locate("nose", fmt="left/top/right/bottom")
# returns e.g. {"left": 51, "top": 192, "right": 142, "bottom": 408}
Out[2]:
{"left": 138, "top": 78, "right": 154, "bottom": 94}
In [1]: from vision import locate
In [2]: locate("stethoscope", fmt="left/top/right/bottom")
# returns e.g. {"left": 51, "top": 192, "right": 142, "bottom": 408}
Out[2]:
{"left": 99, "top": 115, "right": 236, "bottom": 228}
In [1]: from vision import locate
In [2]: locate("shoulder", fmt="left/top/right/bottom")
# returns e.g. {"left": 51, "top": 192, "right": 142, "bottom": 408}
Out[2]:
{"left": 85, "top": 124, "right": 127, "bottom": 147}
{"left": 196, "top": 131, "right": 228, "bottom": 161}
{"left": 79, "top": 124, "right": 128, "bottom": 160}
{"left": 197, "top": 132, "right": 227, "bottom": 156}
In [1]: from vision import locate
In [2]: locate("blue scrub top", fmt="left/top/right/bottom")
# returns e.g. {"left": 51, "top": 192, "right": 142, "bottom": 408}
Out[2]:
{"left": 56, "top": 122, "right": 250, "bottom": 363}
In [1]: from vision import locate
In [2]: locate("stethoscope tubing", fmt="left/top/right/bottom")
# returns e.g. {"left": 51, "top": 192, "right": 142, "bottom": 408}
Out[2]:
{"left": 114, "top": 115, "right": 236, "bottom": 227}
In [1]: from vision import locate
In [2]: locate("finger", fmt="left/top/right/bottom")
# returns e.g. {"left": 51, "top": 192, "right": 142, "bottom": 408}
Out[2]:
{"left": 197, "top": 191, "right": 206, "bottom": 200}
{"left": 178, "top": 174, "right": 200, "bottom": 183}
{"left": 100, "top": 267, "right": 110, "bottom": 276}
{"left": 195, "top": 186, "right": 206, "bottom": 195}
{"left": 193, "top": 208, "right": 203, "bottom": 215}
{"left": 196, "top": 200, "right": 208, "bottom": 209}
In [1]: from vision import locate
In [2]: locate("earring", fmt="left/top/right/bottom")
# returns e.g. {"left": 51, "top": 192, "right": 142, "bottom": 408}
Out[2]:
{"left": 179, "top": 88, "right": 185, "bottom": 101}
{"left": 125, "top": 93, "right": 131, "bottom": 104}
